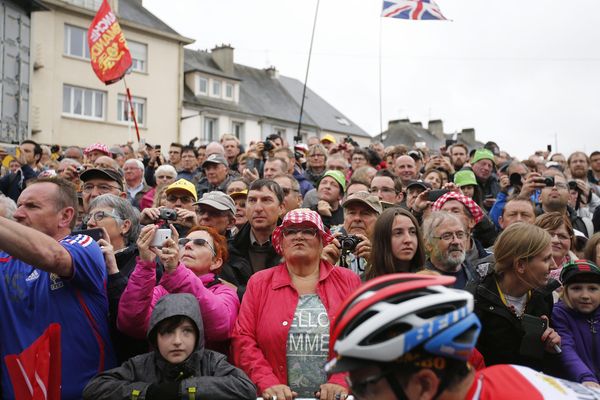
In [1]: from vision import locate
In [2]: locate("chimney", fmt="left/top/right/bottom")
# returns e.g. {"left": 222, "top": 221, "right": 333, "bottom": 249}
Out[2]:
{"left": 265, "top": 66, "right": 279, "bottom": 79}
{"left": 428, "top": 119, "right": 445, "bottom": 140}
{"left": 211, "top": 44, "right": 234, "bottom": 75}
{"left": 459, "top": 128, "right": 475, "bottom": 144}
{"left": 388, "top": 119, "right": 410, "bottom": 129}
{"left": 411, "top": 121, "right": 422, "bottom": 128}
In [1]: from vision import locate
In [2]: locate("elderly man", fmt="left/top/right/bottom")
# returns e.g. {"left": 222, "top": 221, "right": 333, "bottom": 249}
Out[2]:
{"left": 322, "top": 191, "right": 381, "bottom": 277}
{"left": 80, "top": 168, "right": 126, "bottom": 213}
{"left": 196, "top": 154, "right": 232, "bottom": 196}
{"left": 499, "top": 197, "right": 536, "bottom": 229}
{"left": 0, "top": 177, "right": 116, "bottom": 398}
{"left": 470, "top": 148, "right": 500, "bottom": 210}
{"left": 394, "top": 155, "right": 419, "bottom": 187}
{"left": 274, "top": 147, "right": 314, "bottom": 196}
{"left": 222, "top": 134, "right": 241, "bottom": 172}
{"left": 63, "top": 146, "right": 84, "bottom": 163}
{"left": 194, "top": 191, "right": 236, "bottom": 238}
{"left": 224, "top": 179, "right": 284, "bottom": 299}
{"left": 432, "top": 191, "right": 495, "bottom": 268}
{"left": 123, "top": 158, "right": 150, "bottom": 210}
{"left": 422, "top": 211, "right": 484, "bottom": 290}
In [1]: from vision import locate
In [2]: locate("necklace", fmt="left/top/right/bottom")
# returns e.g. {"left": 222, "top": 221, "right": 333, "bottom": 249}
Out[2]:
{"left": 495, "top": 277, "right": 531, "bottom": 318}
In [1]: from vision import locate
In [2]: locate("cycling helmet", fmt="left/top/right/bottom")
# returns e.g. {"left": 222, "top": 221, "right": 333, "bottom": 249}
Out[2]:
{"left": 326, "top": 273, "right": 481, "bottom": 374}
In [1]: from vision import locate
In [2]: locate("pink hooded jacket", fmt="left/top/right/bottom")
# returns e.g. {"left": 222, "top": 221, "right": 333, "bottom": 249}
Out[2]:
{"left": 117, "top": 258, "right": 239, "bottom": 353}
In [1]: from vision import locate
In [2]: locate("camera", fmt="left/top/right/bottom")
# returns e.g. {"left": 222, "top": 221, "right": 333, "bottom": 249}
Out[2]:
{"left": 75, "top": 166, "right": 85, "bottom": 174}
{"left": 158, "top": 208, "right": 178, "bottom": 222}
{"left": 262, "top": 140, "right": 275, "bottom": 152}
{"left": 568, "top": 180, "right": 580, "bottom": 192}
{"left": 543, "top": 176, "right": 555, "bottom": 187}
{"left": 509, "top": 173, "right": 523, "bottom": 187}
{"left": 338, "top": 234, "right": 361, "bottom": 253}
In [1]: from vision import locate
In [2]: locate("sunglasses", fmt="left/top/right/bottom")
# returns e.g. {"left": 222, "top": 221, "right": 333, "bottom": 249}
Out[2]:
{"left": 177, "top": 238, "right": 216, "bottom": 255}
{"left": 166, "top": 194, "right": 194, "bottom": 204}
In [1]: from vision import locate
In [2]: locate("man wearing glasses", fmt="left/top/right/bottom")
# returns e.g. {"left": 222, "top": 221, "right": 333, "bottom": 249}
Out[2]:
{"left": 80, "top": 168, "right": 126, "bottom": 213}
{"left": 422, "top": 211, "right": 482, "bottom": 290}
{"left": 369, "top": 170, "right": 403, "bottom": 205}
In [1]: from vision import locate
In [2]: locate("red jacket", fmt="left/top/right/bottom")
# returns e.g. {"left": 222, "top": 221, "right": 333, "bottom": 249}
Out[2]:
{"left": 231, "top": 261, "right": 361, "bottom": 393}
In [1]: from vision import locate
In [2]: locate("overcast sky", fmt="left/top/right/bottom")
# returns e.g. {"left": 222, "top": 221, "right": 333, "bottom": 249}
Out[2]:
{"left": 143, "top": 0, "right": 600, "bottom": 159}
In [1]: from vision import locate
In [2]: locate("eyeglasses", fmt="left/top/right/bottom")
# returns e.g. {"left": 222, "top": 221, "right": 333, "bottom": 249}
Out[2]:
{"left": 84, "top": 210, "right": 121, "bottom": 225}
{"left": 178, "top": 238, "right": 216, "bottom": 255}
{"left": 345, "top": 369, "right": 395, "bottom": 399}
{"left": 282, "top": 227, "right": 319, "bottom": 238}
{"left": 166, "top": 194, "right": 194, "bottom": 204}
{"left": 82, "top": 183, "right": 121, "bottom": 193}
{"left": 369, "top": 187, "right": 397, "bottom": 194}
{"left": 281, "top": 187, "right": 300, "bottom": 196}
{"left": 550, "top": 232, "right": 571, "bottom": 241}
{"left": 433, "top": 231, "right": 468, "bottom": 241}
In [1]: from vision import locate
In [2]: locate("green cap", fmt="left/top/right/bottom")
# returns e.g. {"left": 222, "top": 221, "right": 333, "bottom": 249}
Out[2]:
{"left": 319, "top": 170, "right": 347, "bottom": 194}
{"left": 454, "top": 170, "right": 477, "bottom": 187}
{"left": 470, "top": 149, "right": 495, "bottom": 165}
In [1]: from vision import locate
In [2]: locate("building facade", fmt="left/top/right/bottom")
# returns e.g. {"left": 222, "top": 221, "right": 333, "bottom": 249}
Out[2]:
{"left": 182, "top": 45, "right": 371, "bottom": 148}
{"left": 29, "top": 0, "right": 192, "bottom": 148}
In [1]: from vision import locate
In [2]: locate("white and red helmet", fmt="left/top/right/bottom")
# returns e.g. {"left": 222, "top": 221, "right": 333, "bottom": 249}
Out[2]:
{"left": 326, "top": 273, "right": 481, "bottom": 373}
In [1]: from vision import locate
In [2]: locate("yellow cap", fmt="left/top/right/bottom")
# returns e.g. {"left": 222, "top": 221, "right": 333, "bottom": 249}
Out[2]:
{"left": 321, "top": 134, "right": 336, "bottom": 144}
{"left": 166, "top": 179, "right": 198, "bottom": 201}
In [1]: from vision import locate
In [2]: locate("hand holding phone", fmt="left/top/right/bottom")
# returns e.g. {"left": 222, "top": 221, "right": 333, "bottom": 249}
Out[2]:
{"left": 520, "top": 314, "right": 546, "bottom": 359}
{"left": 72, "top": 227, "right": 105, "bottom": 242}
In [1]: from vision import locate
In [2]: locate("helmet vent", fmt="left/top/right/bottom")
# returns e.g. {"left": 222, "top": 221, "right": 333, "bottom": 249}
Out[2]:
{"left": 360, "top": 321, "right": 413, "bottom": 345}
{"left": 416, "top": 301, "right": 466, "bottom": 319}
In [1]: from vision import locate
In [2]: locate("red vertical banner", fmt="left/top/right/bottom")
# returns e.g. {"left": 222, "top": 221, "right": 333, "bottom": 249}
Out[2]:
{"left": 88, "top": 0, "right": 132, "bottom": 84}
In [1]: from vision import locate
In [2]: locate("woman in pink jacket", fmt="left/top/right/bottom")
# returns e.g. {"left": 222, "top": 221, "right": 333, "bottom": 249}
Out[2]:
{"left": 231, "top": 209, "right": 362, "bottom": 400}
{"left": 118, "top": 224, "right": 239, "bottom": 354}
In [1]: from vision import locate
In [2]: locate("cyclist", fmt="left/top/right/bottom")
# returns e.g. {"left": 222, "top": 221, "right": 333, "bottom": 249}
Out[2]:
{"left": 326, "top": 273, "right": 600, "bottom": 399}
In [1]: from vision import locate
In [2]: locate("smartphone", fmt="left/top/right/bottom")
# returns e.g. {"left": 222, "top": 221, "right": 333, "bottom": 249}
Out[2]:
{"left": 426, "top": 189, "right": 449, "bottom": 202}
{"left": 547, "top": 144, "right": 552, "bottom": 153}
{"left": 519, "top": 314, "right": 546, "bottom": 359}
{"left": 6, "top": 147, "right": 17, "bottom": 157}
{"left": 72, "top": 228, "right": 104, "bottom": 242}
{"left": 151, "top": 228, "right": 172, "bottom": 248}
{"left": 246, "top": 157, "right": 256, "bottom": 171}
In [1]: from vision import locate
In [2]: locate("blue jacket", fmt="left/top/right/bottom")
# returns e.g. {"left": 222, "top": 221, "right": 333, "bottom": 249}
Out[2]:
{"left": 293, "top": 168, "right": 314, "bottom": 197}
{"left": 552, "top": 300, "right": 600, "bottom": 383}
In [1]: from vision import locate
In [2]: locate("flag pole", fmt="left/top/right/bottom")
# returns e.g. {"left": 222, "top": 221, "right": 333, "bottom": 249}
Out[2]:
{"left": 378, "top": 13, "right": 383, "bottom": 136}
{"left": 295, "top": 0, "right": 320, "bottom": 144}
{"left": 122, "top": 76, "right": 141, "bottom": 142}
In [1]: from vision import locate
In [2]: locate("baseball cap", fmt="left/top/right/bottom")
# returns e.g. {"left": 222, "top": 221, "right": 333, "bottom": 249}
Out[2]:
{"left": 202, "top": 153, "right": 229, "bottom": 168}
{"left": 80, "top": 168, "right": 124, "bottom": 190}
{"left": 560, "top": 260, "right": 600, "bottom": 285}
{"left": 470, "top": 149, "right": 495, "bottom": 165}
{"left": 453, "top": 170, "right": 477, "bottom": 187}
{"left": 194, "top": 191, "right": 236, "bottom": 214}
{"left": 342, "top": 191, "right": 382, "bottom": 214}
{"left": 109, "top": 146, "right": 124, "bottom": 157}
{"left": 406, "top": 180, "right": 431, "bottom": 191}
{"left": 84, "top": 143, "right": 111, "bottom": 156}
{"left": 321, "top": 134, "right": 336, "bottom": 144}
{"left": 229, "top": 189, "right": 248, "bottom": 199}
{"left": 166, "top": 179, "right": 198, "bottom": 201}
{"left": 318, "top": 170, "right": 347, "bottom": 194}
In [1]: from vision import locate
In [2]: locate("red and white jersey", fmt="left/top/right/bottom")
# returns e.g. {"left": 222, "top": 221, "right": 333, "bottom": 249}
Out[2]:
{"left": 467, "top": 365, "right": 600, "bottom": 399}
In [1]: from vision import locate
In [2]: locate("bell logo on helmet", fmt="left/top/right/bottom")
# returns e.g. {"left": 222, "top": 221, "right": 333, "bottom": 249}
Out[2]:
{"left": 404, "top": 306, "right": 469, "bottom": 352}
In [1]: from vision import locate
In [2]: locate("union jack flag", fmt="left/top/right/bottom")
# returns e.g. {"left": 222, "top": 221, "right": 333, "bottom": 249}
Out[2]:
{"left": 382, "top": 0, "right": 447, "bottom": 20}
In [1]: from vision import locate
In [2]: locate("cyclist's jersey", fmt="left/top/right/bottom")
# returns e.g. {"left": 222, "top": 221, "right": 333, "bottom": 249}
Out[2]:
{"left": 467, "top": 365, "right": 600, "bottom": 399}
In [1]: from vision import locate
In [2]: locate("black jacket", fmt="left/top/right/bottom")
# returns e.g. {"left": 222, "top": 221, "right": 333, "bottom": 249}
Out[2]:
{"left": 223, "top": 222, "right": 281, "bottom": 300}
{"left": 471, "top": 273, "right": 557, "bottom": 371}
{"left": 83, "top": 293, "right": 256, "bottom": 400}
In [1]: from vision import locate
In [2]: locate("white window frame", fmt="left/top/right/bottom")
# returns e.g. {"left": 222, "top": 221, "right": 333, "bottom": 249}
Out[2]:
{"left": 64, "top": 24, "right": 90, "bottom": 59}
{"left": 225, "top": 83, "right": 234, "bottom": 100}
{"left": 203, "top": 117, "right": 218, "bottom": 142}
{"left": 211, "top": 80, "right": 221, "bottom": 97}
{"left": 273, "top": 127, "right": 286, "bottom": 137}
{"left": 117, "top": 94, "right": 146, "bottom": 127}
{"left": 232, "top": 121, "right": 245, "bottom": 143}
{"left": 198, "top": 77, "right": 208, "bottom": 95}
{"left": 128, "top": 40, "right": 147, "bottom": 73}
{"left": 62, "top": 84, "right": 105, "bottom": 120}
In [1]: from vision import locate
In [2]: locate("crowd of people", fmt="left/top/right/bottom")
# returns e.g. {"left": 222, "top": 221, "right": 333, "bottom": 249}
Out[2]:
{"left": 1, "top": 133, "right": 600, "bottom": 399}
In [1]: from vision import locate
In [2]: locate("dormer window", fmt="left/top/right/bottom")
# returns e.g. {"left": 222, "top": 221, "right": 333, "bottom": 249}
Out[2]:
{"left": 198, "top": 77, "right": 208, "bottom": 95}
{"left": 212, "top": 80, "right": 221, "bottom": 97}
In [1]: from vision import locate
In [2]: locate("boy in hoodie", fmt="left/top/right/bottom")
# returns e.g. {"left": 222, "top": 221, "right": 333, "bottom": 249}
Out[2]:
{"left": 83, "top": 293, "right": 256, "bottom": 400}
